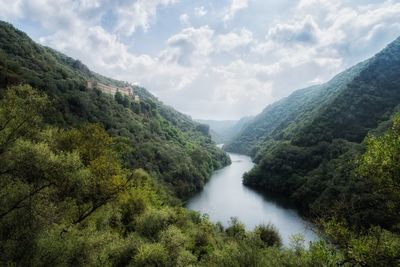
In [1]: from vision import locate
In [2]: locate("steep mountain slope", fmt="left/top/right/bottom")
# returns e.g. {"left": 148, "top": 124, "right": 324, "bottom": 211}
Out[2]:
{"left": 228, "top": 36, "right": 400, "bottom": 217}
{"left": 0, "top": 21, "right": 230, "bottom": 198}
{"left": 224, "top": 60, "right": 369, "bottom": 155}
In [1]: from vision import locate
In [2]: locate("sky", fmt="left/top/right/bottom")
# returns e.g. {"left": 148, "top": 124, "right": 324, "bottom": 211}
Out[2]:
{"left": 1, "top": 0, "right": 400, "bottom": 120}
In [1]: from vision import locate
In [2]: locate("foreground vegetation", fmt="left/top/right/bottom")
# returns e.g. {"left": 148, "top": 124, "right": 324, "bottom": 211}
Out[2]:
{"left": 1, "top": 21, "right": 400, "bottom": 266}
{"left": 2, "top": 85, "right": 400, "bottom": 266}
{"left": 0, "top": 85, "right": 322, "bottom": 266}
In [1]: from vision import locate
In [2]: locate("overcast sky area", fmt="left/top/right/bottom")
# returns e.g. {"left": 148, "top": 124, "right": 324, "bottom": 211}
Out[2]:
{"left": 1, "top": 0, "right": 400, "bottom": 120}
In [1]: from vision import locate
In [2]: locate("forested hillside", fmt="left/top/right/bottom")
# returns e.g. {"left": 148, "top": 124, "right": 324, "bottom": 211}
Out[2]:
{"left": 1, "top": 21, "right": 400, "bottom": 267}
{"left": 227, "top": 35, "right": 400, "bottom": 228}
{"left": 3, "top": 84, "right": 400, "bottom": 266}
{"left": 0, "top": 21, "right": 230, "bottom": 198}
{"left": 224, "top": 59, "right": 368, "bottom": 155}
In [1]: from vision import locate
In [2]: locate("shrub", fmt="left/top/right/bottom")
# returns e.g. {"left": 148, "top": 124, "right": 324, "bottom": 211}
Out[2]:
{"left": 225, "top": 217, "right": 246, "bottom": 240}
{"left": 132, "top": 243, "right": 168, "bottom": 267}
{"left": 135, "top": 208, "right": 174, "bottom": 239}
{"left": 254, "top": 223, "right": 282, "bottom": 247}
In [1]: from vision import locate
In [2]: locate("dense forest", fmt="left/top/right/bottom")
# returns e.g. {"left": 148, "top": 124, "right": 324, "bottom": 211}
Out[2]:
{"left": 2, "top": 21, "right": 400, "bottom": 266}
{"left": 2, "top": 84, "right": 400, "bottom": 266}
{"left": 0, "top": 21, "right": 230, "bottom": 198}
{"left": 225, "top": 34, "right": 400, "bottom": 259}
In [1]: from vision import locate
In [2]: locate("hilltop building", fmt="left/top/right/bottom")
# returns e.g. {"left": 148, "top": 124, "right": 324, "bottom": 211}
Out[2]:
{"left": 86, "top": 80, "right": 140, "bottom": 102}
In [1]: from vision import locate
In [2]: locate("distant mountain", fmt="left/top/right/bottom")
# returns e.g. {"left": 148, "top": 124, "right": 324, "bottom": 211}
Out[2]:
{"left": 0, "top": 21, "right": 230, "bottom": 198}
{"left": 196, "top": 116, "right": 253, "bottom": 144}
{"left": 226, "top": 35, "right": 400, "bottom": 216}
{"left": 224, "top": 59, "right": 370, "bottom": 155}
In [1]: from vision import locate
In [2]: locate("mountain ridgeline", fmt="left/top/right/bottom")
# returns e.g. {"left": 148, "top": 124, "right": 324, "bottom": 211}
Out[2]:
{"left": 226, "top": 36, "right": 400, "bottom": 227}
{"left": 0, "top": 21, "right": 230, "bottom": 198}
{"left": 2, "top": 21, "right": 400, "bottom": 266}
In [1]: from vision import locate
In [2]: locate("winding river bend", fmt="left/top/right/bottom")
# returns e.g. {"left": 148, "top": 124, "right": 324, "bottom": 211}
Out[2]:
{"left": 187, "top": 153, "right": 318, "bottom": 246}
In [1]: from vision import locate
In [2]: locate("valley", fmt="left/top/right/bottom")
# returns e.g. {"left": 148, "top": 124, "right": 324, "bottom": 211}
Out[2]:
{"left": 1, "top": 17, "right": 400, "bottom": 266}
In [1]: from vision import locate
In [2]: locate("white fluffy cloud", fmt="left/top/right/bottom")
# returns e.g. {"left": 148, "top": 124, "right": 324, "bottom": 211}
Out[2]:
{"left": 267, "top": 15, "right": 319, "bottom": 45}
{"left": 179, "top": 13, "right": 190, "bottom": 26}
{"left": 223, "top": 0, "right": 250, "bottom": 22}
{"left": 114, "top": 0, "right": 177, "bottom": 36}
{"left": 249, "top": 0, "right": 400, "bottom": 98}
{"left": 1, "top": 0, "right": 400, "bottom": 119}
{"left": 216, "top": 28, "right": 253, "bottom": 52}
{"left": 0, "top": 0, "right": 23, "bottom": 18}
{"left": 160, "top": 26, "right": 215, "bottom": 67}
{"left": 79, "top": 0, "right": 101, "bottom": 10}
{"left": 194, "top": 6, "right": 207, "bottom": 17}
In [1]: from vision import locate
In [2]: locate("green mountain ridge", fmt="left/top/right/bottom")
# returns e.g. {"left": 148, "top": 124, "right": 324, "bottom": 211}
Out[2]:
{"left": 0, "top": 21, "right": 230, "bottom": 198}
{"left": 227, "top": 35, "right": 400, "bottom": 224}
{"left": 224, "top": 58, "right": 370, "bottom": 155}
{"left": 2, "top": 21, "right": 400, "bottom": 267}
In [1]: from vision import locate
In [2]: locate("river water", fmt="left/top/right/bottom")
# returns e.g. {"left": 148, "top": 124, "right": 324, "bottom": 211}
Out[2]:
{"left": 187, "top": 153, "right": 318, "bottom": 246}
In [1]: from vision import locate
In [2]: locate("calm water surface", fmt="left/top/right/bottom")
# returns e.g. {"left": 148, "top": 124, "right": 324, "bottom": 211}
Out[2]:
{"left": 187, "top": 153, "right": 318, "bottom": 246}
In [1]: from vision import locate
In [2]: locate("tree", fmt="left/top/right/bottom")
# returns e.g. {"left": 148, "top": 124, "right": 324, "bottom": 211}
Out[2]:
{"left": 356, "top": 114, "right": 400, "bottom": 228}
{"left": 0, "top": 86, "right": 134, "bottom": 264}
{"left": 0, "top": 84, "right": 48, "bottom": 155}
{"left": 115, "top": 91, "right": 130, "bottom": 107}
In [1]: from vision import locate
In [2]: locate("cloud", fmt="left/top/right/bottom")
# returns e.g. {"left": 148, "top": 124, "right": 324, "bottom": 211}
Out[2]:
{"left": 215, "top": 28, "right": 253, "bottom": 52}
{"left": 155, "top": 62, "right": 275, "bottom": 120}
{"left": 1, "top": 0, "right": 400, "bottom": 120}
{"left": 223, "top": 0, "right": 250, "bottom": 22}
{"left": 179, "top": 13, "right": 190, "bottom": 26}
{"left": 114, "top": 0, "right": 177, "bottom": 36}
{"left": 160, "top": 26, "right": 214, "bottom": 67}
{"left": 267, "top": 15, "right": 319, "bottom": 45}
{"left": 79, "top": 0, "right": 101, "bottom": 10}
{"left": 250, "top": 0, "right": 400, "bottom": 98}
{"left": 0, "top": 0, "right": 23, "bottom": 19}
{"left": 194, "top": 6, "right": 207, "bottom": 17}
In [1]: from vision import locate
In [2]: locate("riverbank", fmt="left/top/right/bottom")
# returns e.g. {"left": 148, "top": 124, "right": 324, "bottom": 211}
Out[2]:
{"left": 187, "top": 152, "right": 318, "bottom": 246}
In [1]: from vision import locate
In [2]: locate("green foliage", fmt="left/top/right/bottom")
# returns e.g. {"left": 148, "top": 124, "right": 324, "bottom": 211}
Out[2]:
{"left": 0, "top": 21, "right": 230, "bottom": 198}
{"left": 0, "top": 85, "right": 151, "bottom": 265}
{"left": 0, "top": 86, "right": 355, "bottom": 266}
{"left": 2, "top": 22, "right": 400, "bottom": 267}
{"left": 225, "top": 217, "right": 246, "bottom": 240}
{"left": 135, "top": 208, "right": 175, "bottom": 240}
{"left": 115, "top": 91, "right": 130, "bottom": 107}
{"left": 322, "top": 220, "right": 400, "bottom": 266}
{"left": 132, "top": 243, "right": 169, "bottom": 267}
{"left": 0, "top": 84, "right": 48, "bottom": 154}
{"left": 351, "top": 113, "right": 400, "bottom": 230}
{"left": 254, "top": 223, "right": 282, "bottom": 247}
{"left": 232, "top": 35, "right": 400, "bottom": 226}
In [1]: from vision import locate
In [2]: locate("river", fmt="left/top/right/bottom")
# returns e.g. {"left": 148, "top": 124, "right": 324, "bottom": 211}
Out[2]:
{"left": 187, "top": 152, "right": 318, "bottom": 246}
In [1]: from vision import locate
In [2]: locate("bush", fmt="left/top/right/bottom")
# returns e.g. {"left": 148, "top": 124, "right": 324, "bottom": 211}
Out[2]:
{"left": 135, "top": 209, "right": 174, "bottom": 239}
{"left": 225, "top": 217, "right": 246, "bottom": 240}
{"left": 254, "top": 223, "right": 282, "bottom": 247}
{"left": 132, "top": 243, "right": 168, "bottom": 267}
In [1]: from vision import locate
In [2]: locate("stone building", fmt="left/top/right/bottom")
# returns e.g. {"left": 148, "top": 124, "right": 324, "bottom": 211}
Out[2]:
{"left": 86, "top": 80, "right": 139, "bottom": 101}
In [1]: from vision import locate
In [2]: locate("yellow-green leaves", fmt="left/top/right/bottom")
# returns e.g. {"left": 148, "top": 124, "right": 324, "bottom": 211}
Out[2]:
{"left": 0, "top": 84, "right": 48, "bottom": 154}
{"left": 356, "top": 114, "right": 400, "bottom": 227}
